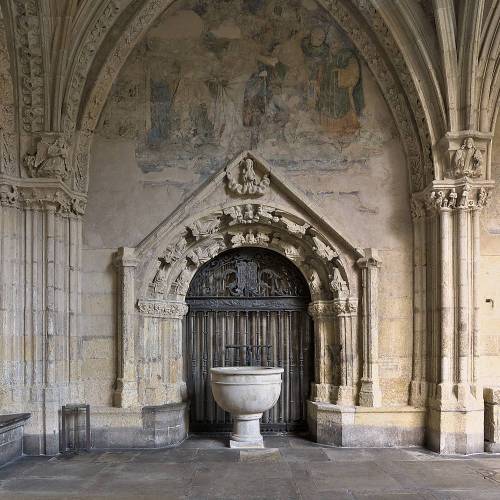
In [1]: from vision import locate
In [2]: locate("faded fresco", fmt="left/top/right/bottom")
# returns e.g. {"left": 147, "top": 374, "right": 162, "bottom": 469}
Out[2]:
{"left": 98, "top": 0, "right": 392, "bottom": 182}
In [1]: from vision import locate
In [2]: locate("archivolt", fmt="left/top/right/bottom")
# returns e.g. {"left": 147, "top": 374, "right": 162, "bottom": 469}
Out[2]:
{"left": 135, "top": 204, "right": 353, "bottom": 307}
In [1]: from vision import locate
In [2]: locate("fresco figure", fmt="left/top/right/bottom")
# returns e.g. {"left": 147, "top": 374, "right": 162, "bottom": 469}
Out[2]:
{"left": 243, "top": 55, "right": 287, "bottom": 148}
{"left": 147, "top": 80, "right": 174, "bottom": 146}
{"left": 317, "top": 47, "right": 363, "bottom": 135}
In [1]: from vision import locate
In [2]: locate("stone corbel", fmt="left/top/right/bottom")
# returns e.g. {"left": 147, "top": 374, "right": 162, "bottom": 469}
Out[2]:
{"left": 113, "top": 247, "right": 139, "bottom": 408}
{"left": 357, "top": 248, "right": 382, "bottom": 407}
{"left": 438, "top": 130, "right": 493, "bottom": 180}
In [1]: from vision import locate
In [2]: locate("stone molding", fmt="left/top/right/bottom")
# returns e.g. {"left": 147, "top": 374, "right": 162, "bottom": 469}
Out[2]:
{"left": 12, "top": 0, "right": 44, "bottom": 133}
{"left": 137, "top": 300, "right": 188, "bottom": 319}
{"left": 0, "top": 176, "right": 86, "bottom": 216}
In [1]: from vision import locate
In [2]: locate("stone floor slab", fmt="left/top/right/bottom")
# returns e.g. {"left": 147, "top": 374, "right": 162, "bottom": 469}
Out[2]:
{"left": 0, "top": 439, "right": 499, "bottom": 499}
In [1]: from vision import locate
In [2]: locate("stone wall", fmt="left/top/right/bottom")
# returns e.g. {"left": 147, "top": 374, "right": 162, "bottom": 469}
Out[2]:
{"left": 82, "top": 0, "right": 413, "bottom": 408}
{"left": 480, "top": 120, "right": 500, "bottom": 388}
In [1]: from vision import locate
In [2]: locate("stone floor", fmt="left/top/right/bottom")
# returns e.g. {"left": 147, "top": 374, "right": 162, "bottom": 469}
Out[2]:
{"left": 1, "top": 435, "right": 500, "bottom": 499}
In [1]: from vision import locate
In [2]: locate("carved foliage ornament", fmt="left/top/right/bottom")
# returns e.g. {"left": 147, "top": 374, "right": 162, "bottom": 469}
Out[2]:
{"left": 14, "top": 0, "right": 44, "bottom": 133}
{"left": 450, "top": 138, "right": 483, "bottom": 179}
{"left": 149, "top": 205, "right": 345, "bottom": 300}
{"left": 226, "top": 157, "right": 270, "bottom": 196}
{"left": 0, "top": 128, "right": 15, "bottom": 175}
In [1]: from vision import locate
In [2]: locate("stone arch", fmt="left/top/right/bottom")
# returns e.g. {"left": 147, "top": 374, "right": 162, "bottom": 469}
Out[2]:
{"left": 74, "top": 0, "right": 434, "bottom": 194}
{"left": 112, "top": 152, "right": 383, "bottom": 415}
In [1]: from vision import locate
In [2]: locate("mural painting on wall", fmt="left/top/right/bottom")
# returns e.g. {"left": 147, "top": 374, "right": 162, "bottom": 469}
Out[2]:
{"left": 98, "top": 0, "right": 376, "bottom": 178}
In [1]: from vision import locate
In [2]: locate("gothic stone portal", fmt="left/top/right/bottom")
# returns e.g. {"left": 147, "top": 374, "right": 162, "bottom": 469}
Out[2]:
{"left": 185, "top": 248, "right": 313, "bottom": 433}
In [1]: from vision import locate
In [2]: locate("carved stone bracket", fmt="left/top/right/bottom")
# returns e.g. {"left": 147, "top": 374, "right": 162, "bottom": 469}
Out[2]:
{"left": 439, "top": 131, "right": 492, "bottom": 181}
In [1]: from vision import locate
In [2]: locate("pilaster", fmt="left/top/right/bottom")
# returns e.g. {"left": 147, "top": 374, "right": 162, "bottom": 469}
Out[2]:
{"left": 113, "top": 247, "right": 139, "bottom": 408}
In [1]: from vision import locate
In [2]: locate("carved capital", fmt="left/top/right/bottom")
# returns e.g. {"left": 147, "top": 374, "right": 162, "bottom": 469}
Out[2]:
{"left": 114, "top": 247, "right": 138, "bottom": 268}
{"left": 423, "top": 179, "right": 494, "bottom": 213}
{"left": 333, "top": 298, "right": 358, "bottom": 316}
{"left": 137, "top": 300, "right": 188, "bottom": 319}
{"left": 0, "top": 177, "right": 87, "bottom": 216}
{"left": 357, "top": 248, "right": 382, "bottom": 269}
{"left": 308, "top": 300, "right": 336, "bottom": 319}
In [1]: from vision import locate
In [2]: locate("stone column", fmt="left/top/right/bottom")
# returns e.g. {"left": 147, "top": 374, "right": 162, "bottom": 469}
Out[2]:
{"left": 113, "top": 247, "right": 139, "bottom": 408}
{"left": 421, "top": 179, "right": 492, "bottom": 454}
{"left": 409, "top": 199, "right": 428, "bottom": 406}
{"left": 0, "top": 172, "right": 86, "bottom": 454}
{"left": 333, "top": 297, "right": 358, "bottom": 406}
{"left": 308, "top": 301, "right": 336, "bottom": 403}
{"left": 357, "top": 248, "right": 382, "bottom": 407}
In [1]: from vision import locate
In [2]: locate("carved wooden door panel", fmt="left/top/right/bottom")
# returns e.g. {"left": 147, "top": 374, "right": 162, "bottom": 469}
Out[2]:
{"left": 185, "top": 248, "right": 313, "bottom": 433}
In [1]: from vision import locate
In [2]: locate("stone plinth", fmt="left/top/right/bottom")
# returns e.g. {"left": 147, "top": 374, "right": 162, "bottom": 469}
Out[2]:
{"left": 485, "top": 387, "right": 500, "bottom": 453}
{"left": 0, "top": 414, "right": 30, "bottom": 466}
{"left": 90, "top": 403, "right": 188, "bottom": 449}
{"left": 308, "top": 402, "right": 425, "bottom": 448}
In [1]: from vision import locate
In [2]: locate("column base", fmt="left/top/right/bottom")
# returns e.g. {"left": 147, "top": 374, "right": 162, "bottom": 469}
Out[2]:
{"left": 359, "top": 379, "right": 382, "bottom": 407}
{"left": 409, "top": 380, "right": 428, "bottom": 407}
{"left": 427, "top": 389, "right": 484, "bottom": 454}
{"left": 113, "top": 379, "right": 139, "bottom": 408}
{"left": 311, "top": 383, "right": 335, "bottom": 403}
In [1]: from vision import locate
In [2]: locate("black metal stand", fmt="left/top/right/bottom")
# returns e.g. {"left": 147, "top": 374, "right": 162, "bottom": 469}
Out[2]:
{"left": 61, "top": 404, "right": 90, "bottom": 452}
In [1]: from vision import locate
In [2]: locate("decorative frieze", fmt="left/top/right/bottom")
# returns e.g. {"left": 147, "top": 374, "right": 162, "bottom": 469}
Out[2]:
{"left": 13, "top": 0, "right": 44, "bottom": 132}
{"left": 137, "top": 300, "right": 188, "bottom": 319}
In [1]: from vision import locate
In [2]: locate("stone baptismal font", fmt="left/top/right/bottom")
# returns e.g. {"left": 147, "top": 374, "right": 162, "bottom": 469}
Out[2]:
{"left": 210, "top": 367, "right": 284, "bottom": 448}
